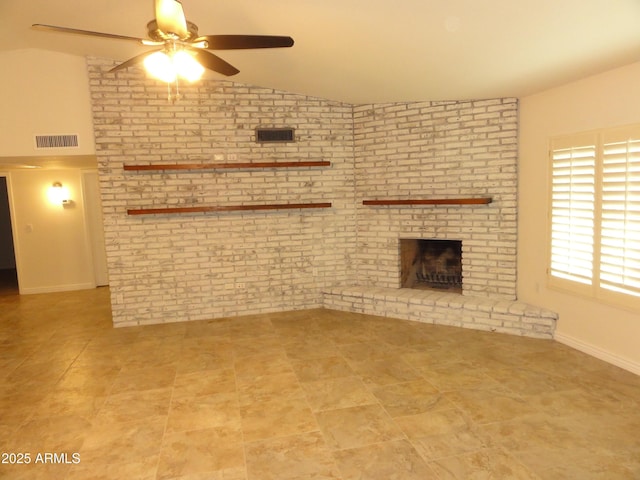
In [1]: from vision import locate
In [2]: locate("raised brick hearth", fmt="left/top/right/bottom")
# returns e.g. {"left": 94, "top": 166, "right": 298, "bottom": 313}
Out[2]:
{"left": 323, "top": 286, "right": 557, "bottom": 338}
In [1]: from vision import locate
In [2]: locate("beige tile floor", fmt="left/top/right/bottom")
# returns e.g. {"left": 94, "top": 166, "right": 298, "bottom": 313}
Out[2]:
{"left": 1, "top": 287, "right": 639, "bottom": 479}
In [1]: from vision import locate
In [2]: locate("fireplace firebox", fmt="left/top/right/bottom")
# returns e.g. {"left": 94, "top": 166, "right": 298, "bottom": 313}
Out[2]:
{"left": 400, "top": 239, "right": 462, "bottom": 292}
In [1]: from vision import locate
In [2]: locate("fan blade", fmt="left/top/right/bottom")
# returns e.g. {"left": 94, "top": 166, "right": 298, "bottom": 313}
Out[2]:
{"left": 194, "top": 35, "right": 294, "bottom": 50}
{"left": 155, "top": 0, "right": 189, "bottom": 39}
{"left": 32, "top": 24, "right": 147, "bottom": 44}
{"left": 191, "top": 50, "right": 239, "bottom": 76}
{"left": 109, "top": 49, "right": 162, "bottom": 73}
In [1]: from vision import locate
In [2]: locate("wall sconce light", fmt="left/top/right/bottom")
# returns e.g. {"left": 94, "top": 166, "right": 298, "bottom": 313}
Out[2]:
{"left": 49, "top": 182, "right": 72, "bottom": 206}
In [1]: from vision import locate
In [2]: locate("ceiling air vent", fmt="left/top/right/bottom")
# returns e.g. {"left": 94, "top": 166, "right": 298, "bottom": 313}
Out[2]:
{"left": 34, "top": 134, "right": 79, "bottom": 150}
{"left": 255, "top": 128, "right": 295, "bottom": 143}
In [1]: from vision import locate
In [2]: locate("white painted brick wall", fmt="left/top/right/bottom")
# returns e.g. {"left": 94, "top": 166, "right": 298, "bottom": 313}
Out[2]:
{"left": 87, "top": 57, "right": 521, "bottom": 328}
{"left": 88, "top": 57, "right": 356, "bottom": 326}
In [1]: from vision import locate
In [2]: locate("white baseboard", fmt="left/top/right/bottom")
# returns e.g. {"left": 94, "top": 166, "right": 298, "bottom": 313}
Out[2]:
{"left": 554, "top": 331, "right": 640, "bottom": 376}
{"left": 19, "top": 282, "right": 96, "bottom": 295}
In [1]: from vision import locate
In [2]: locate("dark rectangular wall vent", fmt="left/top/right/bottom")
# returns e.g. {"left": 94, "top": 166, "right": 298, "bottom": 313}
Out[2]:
{"left": 34, "top": 134, "right": 79, "bottom": 149}
{"left": 255, "top": 128, "right": 295, "bottom": 143}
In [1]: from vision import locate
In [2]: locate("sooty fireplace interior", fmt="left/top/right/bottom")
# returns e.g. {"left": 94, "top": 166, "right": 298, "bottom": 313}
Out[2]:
{"left": 400, "top": 239, "right": 462, "bottom": 292}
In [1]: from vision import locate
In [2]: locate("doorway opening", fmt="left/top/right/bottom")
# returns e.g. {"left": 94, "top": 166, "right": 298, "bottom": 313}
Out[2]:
{"left": 0, "top": 177, "right": 18, "bottom": 295}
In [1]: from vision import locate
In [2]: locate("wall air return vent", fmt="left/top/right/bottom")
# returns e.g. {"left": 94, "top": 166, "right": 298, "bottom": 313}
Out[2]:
{"left": 34, "top": 134, "right": 79, "bottom": 150}
{"left": 255, "top": 128, "right": 295, "bottom": 143}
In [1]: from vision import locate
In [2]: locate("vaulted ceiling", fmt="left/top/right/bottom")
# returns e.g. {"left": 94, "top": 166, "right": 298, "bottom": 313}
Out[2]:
{"left": 1, "top": 0, "right": 640, "bottom": 104}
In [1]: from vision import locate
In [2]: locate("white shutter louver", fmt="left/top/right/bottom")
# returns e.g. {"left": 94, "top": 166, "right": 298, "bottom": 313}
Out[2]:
{"left": 550, "top": 144, "right": 596, "bottom": 286}
{"left": 600, "top": 137, "right": 640, "bottom": 298}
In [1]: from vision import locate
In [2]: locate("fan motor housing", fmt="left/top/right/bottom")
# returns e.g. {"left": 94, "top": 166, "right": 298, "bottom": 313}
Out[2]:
{"left": 146, "top": 19, "right": 199, "bottom": 41}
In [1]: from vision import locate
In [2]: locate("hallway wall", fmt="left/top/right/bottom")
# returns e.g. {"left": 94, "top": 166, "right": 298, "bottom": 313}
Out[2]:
{"left": 9, "top": 168, "right": 95, "bottom": 293}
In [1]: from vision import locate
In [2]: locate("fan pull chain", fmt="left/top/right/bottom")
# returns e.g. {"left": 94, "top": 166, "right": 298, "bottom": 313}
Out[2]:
{"left": 167, "top": 79, "right": 181, "bottom": 102}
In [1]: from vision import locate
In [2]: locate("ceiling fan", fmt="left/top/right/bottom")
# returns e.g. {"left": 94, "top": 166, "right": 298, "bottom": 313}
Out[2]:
{"left": 32, "top": 0, "right": 294, "bottom": 81}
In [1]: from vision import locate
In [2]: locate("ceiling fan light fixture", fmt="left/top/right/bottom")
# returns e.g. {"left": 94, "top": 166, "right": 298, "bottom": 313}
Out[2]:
{"left": 173, "top": 50, "right": 204, "bottom": 82}
{"left": 143, "top": 49, "right": 204, "bottom": 83}
{"left": 33, "top": 0, "right": 294, "bottom": 101}
{"left": 144, "top": 51, "right": 177, "bottom": 83}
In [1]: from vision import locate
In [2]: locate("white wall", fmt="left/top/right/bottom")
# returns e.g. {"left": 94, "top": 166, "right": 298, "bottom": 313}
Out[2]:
{"left": 0, "top": 49, "right": 103, "bottom": 294}
{"left": 519, "top": 61, "right": 640, "bottom": 374}
{"left": 0, "top": 49, "right": 95, "bottom": 157}
{"left": 8, "top": 168, "right": 96, "bottom": 293}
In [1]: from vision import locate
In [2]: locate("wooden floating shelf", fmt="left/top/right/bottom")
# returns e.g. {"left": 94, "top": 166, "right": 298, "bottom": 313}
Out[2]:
{"left": 124, "top": 161, "right": 331, "bottom": 171}
{"left": 363, "top": 197, "right": 493, "bottom": 206}
{"left": 127, "top": 202, "right": 332, "bottom": 216}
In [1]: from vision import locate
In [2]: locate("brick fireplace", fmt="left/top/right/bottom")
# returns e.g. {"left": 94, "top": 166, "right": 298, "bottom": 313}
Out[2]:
{"left": 88, "top": 58, "right": 555, "bottom": 337}
{"left": 352, "top": 100, "right": 518, "bottom": 301}
{"left": 324, "top": 99, "right": 555, "bottom": 337}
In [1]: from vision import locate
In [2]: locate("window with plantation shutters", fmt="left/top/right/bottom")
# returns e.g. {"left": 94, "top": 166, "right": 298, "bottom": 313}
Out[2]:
{"left": 600, "top": 132, "right": 640, "bottom": 298}
{"left": 549, "top": 125, "right": 640, "bottom": 310}
{"left": 550, "top": 141, "right": 596, "bottom": 286}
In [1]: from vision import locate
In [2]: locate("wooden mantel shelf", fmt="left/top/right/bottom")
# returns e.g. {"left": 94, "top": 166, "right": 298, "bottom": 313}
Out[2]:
{"left": 127, "top": 202, "right": 332, "bottom": 216}
{"left": 363, "top": 197, "right": 492, "bottom": 206}
{"left": 124, "top": 161, "right": 331, "bottom": 171}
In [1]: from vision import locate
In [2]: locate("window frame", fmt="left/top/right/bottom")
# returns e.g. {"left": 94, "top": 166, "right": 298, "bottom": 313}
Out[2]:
{"left": 548, "top": 124, "right": 640, "bottom": 312}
